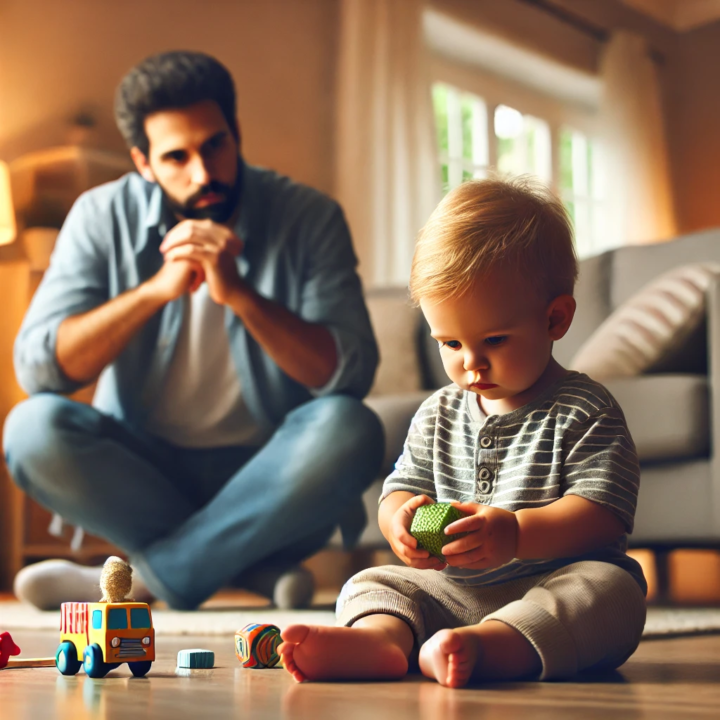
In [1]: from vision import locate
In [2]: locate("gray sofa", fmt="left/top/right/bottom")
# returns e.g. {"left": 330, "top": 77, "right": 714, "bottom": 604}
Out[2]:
{"left": 352, "top": 229, "right": 720, "bottom": 587}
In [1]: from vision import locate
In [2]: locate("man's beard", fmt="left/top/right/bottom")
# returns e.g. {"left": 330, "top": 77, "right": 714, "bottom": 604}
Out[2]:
{"left": 160, "top": 164, "right": 242, "bottom": 224}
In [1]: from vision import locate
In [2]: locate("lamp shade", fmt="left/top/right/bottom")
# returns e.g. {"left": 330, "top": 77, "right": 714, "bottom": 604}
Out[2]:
{"left": 0, "top": 160, "right": 16, "bottom": 246}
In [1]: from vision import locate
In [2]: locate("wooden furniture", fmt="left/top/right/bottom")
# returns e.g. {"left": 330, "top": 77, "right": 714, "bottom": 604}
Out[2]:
{"left": 10, "top": 146, "right": 132, "bottom": 230}
{"left": 0, "top": 146, "right": 132, "bottom": 591}
{"left": 0, "top": 249, "right": 121, "bottom": 591}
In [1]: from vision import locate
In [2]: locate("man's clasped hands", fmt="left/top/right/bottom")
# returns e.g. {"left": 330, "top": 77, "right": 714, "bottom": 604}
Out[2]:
{"left": 148, "top": 219, "right": 244, "bottom": 305}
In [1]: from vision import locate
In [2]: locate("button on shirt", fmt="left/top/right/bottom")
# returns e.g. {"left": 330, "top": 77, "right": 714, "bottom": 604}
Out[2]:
{"left": 477, "top": 432, "right": 495, "bottom": 496}
{"left": 13, "top": 163, "right": 379, "bottom": 436}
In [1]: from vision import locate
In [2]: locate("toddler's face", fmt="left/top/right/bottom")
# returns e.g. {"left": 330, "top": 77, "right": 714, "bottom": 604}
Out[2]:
{"left": 420, "top": 266, "right": 573, "bottom": 414}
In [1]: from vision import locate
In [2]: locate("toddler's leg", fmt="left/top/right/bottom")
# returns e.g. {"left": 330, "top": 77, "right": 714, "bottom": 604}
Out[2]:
{"left": 281, "top": 565, "right": 506, "bottom": 682}
{"left": 421, "top": 561, "right": 646, "bottom": 687}
{"left": 418, "top": 620, "right": 541, "bottom": 688}
{"left": 279, "top": 614, "right": 413, "bottom": 683}
{"left": 287, "top": 563, "right": 503, "bottom": 684}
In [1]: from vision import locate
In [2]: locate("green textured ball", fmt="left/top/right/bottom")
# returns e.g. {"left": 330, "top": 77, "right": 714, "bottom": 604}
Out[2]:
{"left": 410, "top": 503, "right": 466, "bottom": 558}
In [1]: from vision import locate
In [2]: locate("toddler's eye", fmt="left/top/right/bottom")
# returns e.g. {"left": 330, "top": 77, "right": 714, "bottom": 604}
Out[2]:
{"left": 485, "top": 336, "right": 507, "bottom": 346}
{"left": 440, "top": 340, "right": 461, "bottom": 350}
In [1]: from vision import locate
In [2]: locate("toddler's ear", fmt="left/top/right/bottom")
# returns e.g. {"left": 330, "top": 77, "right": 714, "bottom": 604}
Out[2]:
{"left": 547, "top": 294, "right": 576, "bottom": 340}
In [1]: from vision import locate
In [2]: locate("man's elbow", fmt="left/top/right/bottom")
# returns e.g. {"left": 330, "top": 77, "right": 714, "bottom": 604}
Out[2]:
{"left": 312, "top": 339, "right": 378, "bottom": 400}
{"left": 14, "top": 366, "right": 48, "bottom": 396}
{"left": 13, "top": 352, "right": 75, "bottom": 397}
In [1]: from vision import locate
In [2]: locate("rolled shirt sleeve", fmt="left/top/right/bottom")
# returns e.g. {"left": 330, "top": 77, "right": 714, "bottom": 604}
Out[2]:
{"left": 14, "top": 192, "right": 110, "bottom": 395}
{"left": 297, "top": 202, "right": 379, "bottom": 399}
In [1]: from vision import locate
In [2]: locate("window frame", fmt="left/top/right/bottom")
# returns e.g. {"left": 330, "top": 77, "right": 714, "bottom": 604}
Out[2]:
{"left": 430, "top": 54, "right": 606, "bottom": 257}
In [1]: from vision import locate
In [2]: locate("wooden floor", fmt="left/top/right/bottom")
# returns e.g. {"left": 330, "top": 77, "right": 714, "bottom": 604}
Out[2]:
{"left": 2, "top": 628, "right": 720, "bottom": 719}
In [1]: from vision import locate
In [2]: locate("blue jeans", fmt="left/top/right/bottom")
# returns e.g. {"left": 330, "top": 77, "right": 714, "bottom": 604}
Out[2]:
{"left": 3, "top": 394, "right": 384, "bottom": 609}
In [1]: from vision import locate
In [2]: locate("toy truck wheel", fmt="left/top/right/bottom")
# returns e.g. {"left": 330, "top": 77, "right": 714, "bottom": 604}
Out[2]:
{"left": 129, "top": 660, "right": 152, "bottom": 677}
{"left": 83, "top": 643, "right": 111, "bottom": 678}
{"left": 56, "top": 641, "right": 81, "bottom": 676}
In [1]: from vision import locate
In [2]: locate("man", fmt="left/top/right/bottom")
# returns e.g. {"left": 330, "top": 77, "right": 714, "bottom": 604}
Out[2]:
{"left": 4, "top": 51, "right": 383, "bottom": 610}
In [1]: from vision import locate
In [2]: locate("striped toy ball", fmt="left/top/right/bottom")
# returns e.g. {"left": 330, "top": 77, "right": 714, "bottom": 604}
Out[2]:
{"left": 235, "top": 623, "right": 282, "bottom": 669}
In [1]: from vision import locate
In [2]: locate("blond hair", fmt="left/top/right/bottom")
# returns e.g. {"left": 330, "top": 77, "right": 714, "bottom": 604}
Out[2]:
{"left": 409, "top": 176, "right": 577, "bottom": 304}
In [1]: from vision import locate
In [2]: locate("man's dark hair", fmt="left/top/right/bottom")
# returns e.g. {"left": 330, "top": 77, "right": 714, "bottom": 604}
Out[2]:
{"left": 115, "top": 51, "right": 238, "bottom": 155}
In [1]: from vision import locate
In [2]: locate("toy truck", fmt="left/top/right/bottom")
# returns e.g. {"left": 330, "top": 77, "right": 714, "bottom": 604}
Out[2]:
{"left": 56, "top": 601, "right": 155, "bottom": 678}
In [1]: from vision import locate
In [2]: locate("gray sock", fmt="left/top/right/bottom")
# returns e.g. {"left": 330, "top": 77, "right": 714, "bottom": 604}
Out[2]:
{"left": 13, "top": 559, "right": 154, "bottom": 610}
{"left": 241, "top": 565, "right": 315, "bottom": 610}
{"left": 272, "top": 566, "right": 315, "bottom": 610}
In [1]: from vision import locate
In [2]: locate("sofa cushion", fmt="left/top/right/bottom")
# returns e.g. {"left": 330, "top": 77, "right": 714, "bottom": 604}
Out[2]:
{"left": 570, "top": 263, "right": 719, "bottom": 379}
{"left": 365, "top": 390, "right": 435, "bottom": 476}
{"left": 611, "top": 229, "right": 720, "bottom": 309}
{"left": 419, "top": 315, "right": 447, "bottom": 389}
{"left": 554, "top": 250, "right": 613, "bottom": 368}
{"left": 365, "top": 288, "right": 424, "bottom": 396}
{"left": 604, "top": 374, "right": 709, "bottom": 463}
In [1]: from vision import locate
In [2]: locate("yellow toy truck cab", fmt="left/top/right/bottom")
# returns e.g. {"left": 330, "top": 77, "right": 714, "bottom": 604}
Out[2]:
{"left": 56, "top": 601, "right": 155, "bottom": 678}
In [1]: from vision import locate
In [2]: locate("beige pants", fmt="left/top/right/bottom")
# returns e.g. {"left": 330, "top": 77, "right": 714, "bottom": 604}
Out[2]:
{"left": 337, "top": 561, "right": 647, "bottom": 680}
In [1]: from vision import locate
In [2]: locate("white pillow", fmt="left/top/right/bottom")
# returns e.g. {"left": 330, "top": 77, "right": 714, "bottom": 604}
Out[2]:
{"left": 570, "top": 262, "right": 720, "bottom": 379}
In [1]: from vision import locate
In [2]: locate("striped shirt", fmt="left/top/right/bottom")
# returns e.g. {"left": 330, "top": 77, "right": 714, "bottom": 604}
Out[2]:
{"left": 383, "top": 371, "right": 647, "bottom": 594}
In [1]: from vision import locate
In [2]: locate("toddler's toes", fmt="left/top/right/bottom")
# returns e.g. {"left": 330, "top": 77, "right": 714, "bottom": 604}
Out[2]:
{"left": 419, "top": 629, "right": 480, "bottom": 688}
{"left": 281, "top": 650, "right": 308, "bottom": 684}
{"left": 278, "top": 627, "right": 310, "bottom": 683}
{"left": 281, "top": 624, "right": 311, "bottom": 644}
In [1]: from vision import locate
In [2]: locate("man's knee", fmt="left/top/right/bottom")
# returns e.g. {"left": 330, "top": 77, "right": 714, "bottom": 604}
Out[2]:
{"left": 292, "top": 394, "right": 384, "bottom": 459}
{"left": 3, "top": 395, "right": 90, "bottom": 486}
{"left": 273, "top": 396, "right": 384, "bottom": 499}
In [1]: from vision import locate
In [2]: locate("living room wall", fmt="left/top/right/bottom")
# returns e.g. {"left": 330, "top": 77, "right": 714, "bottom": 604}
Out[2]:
{"left": 0, "top": 0, "right": 338, "bottom": 195}
{"left": 668, "top": 21, "right": 720, "bottom": 234}
{"left": 2, "top": 0, "right": 715, "bottom": 238}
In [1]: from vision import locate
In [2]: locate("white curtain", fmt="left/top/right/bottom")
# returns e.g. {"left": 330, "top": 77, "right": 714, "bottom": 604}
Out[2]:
{"left": 600, "top": 31, "right": 677, "bottom": 247}
{"left": 335, "top": 0, "right": 440, "bottom": 287}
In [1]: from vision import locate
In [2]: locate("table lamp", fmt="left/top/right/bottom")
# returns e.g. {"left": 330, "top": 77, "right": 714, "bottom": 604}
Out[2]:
{"left": 0, "top": 160, "right": 16, "bottom": 246}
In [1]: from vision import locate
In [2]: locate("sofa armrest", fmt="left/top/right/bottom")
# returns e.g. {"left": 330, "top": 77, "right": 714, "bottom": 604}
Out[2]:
{"left": 707, "top": 277, "right": 720, "bottom": 532}
{"left": 364, "top": 390, "right": 435, "bottom": 477}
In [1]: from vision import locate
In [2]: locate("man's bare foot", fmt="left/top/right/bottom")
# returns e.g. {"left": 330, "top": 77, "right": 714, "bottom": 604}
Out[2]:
{"left": 418, "top": 628, "right": 481, "bottom": 688}
{"left": 279, "top": 624, "right": 408, "bottom": 683}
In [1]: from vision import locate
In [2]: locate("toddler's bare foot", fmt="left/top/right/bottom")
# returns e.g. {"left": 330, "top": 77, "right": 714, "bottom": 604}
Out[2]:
{"left": 418, "top": 628, "right": 481, "bottom": 688}
{"left": 279, "top": 624, "right": 408, "bottom": 683}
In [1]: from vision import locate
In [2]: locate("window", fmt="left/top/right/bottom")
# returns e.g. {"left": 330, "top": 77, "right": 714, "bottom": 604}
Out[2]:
{"left": 92, "top": 610, "right": 103, "bottom": 630}
{"left": 558, "top": 128, "right": 605, "bottom": 256}
{"left": 495, "top": 105, "right": 551, "bottom": 183}
{"left": 433, "top": 83, "right": 488, "bottom": 194}
{"left": 432, "top": 80, "right": 604, "bottom": 258}
{"left": 107, "top": 608, "right": 128, "bottom": 630}
{"left": 130, "top": 608, "right": 151, "bottom": 629}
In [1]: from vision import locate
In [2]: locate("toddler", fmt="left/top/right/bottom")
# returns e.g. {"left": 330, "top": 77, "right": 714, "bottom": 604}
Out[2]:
{"left": 279, "top": 177, "right": 646, "bottom": 687}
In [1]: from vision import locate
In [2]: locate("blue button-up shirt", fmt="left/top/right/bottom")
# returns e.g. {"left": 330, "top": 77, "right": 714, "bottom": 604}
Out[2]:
{"left": 14, "top": 163, "right": 379, "bottom": 436}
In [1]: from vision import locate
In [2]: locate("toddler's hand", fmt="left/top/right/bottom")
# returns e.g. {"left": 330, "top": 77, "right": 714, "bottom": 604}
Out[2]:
{"left": 441, "top": 501, "right": 518, "bottom": 570}
{"left": 389, "top": 495, "right": 447, "bottom": 571}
